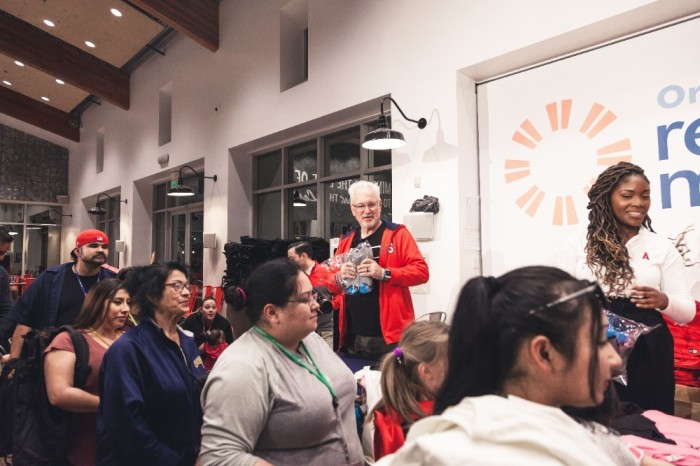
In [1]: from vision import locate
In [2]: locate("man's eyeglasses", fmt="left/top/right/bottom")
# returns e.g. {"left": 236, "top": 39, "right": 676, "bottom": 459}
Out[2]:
{"left": 527, "top": 281, "right": 607, "bottom": 316}
{"left": 352, "top": 202, "right": 379, "bottom": 211}
{"left": 288, "top": 291, "right": 319, "bottom": 306}
{"left": 164, "top": 281, "right": 192, "bottom": 293}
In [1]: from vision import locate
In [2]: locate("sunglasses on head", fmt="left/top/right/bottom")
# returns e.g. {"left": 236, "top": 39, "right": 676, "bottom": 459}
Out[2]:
{"left": 527, "top": 281, "right": 608, "bottom": 316}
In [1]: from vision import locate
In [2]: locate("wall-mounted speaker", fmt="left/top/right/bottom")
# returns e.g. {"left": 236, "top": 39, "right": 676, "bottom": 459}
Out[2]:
{"left": 114, "top": 240, "right": 126, "bottom": 253}
{"left": 203, "top": 233, "right": 217, "bottom": 249}
{"left": 157, "top": 153, "right": 169, "bottom": 165}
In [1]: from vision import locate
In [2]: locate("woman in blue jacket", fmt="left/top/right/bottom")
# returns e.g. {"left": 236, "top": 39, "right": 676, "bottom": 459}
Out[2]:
{"left": 97, "top": 262, "right": 205, "bottom": 466}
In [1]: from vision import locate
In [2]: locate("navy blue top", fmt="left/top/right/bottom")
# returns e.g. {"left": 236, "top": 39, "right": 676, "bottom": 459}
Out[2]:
{"left": 8, "top": 263, "right": 116, "bottom": 329}
{"left": 97, "top": 318, "right": 206, "bottom": 466}
{"left": 0, "top": 265, "right": 13, "bottom": 350}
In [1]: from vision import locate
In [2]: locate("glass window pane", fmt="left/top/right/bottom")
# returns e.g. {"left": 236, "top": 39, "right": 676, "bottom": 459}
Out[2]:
{"left": 46, "top": 208, "right": 66, "bottom": 225}
{"left": 27, "top": 205, "right": 58, "bottom": 225}
{"left": 368, "top": 172, "right": 393, "bottom": 222}
{"left": 0, "top": 223, "right": 20, "bottom": 274}
{"left": 256, "top": 192, "right": 281, "bottom": 239}
{"left": 0, "top": 203, "right": 23, "bottom": 223}
{"left": 170, "top": 213, "right": 187, "bottom": 263}
{"left": 155, "top": 183, "right": 166, "bottom": 210}
{"left": 190, "top": 211, "right": 204, "bottom": 284}
{"left": 289, "top": 186, "right": 318, "bottom": 237}
{"left": 366, "top": 117, "right": 392, "bottom": 168}
{"left": 325, "top": 128, "right": 360, "bottom": 176}
{"left": 256, "top": 150, "right": 282, "bottom": 189}
{"left": 104, "top": 220, "right": 118, "bottom": 268}
{"left": 153, "top": 212, "right": 166, "bottom": 264}
{"left": 108, "top": 196, "right": 120, "bottom": 218}
{"left": 25, "top": 225, "right": 61, "bottom": 275}
{"left": 288, "top": 141, "right": 317, "bottom": 183}
{"left": 325, "top": 178, "right": 358, "bottom": 238}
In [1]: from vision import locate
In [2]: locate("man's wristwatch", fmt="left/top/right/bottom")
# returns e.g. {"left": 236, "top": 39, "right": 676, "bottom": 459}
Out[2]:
{"left": 381, "top": 268, "right": 391, "bottom": 282}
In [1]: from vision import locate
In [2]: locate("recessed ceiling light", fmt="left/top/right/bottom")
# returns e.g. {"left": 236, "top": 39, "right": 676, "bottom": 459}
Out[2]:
{"left": 14, "top": 60, "right": 24, "bottom": 67}
{"left": 110, "top": 8, "right": 122, "bottom": 17}
{"left": 43, "top": 19, "right": 55, "bottom": 27}
{"left": 56, "top": 79, "right": 65, "bottom": 85}
{"left": 85, "top": 41, "right": 96, "bottom": 48}
{"left": 2, "top": 80, "right": 11, "bottom": 86}
{"left": 41, "top": 96, "right": 50, "bottom": 102}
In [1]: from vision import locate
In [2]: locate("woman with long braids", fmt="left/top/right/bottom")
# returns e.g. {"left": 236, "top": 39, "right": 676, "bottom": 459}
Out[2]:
{"left": 556, "top": 161, "right": 694, "bottom": 414}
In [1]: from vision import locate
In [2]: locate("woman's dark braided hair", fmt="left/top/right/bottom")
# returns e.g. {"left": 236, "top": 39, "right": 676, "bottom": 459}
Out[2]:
{"left": 585, "top": 162, "right": 653, "bottom": 294}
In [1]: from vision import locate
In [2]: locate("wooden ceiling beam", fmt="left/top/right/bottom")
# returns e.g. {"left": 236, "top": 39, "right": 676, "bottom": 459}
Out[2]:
{"left": 129, "top": 0, "right": 219, "bottom": 52}
{"left": 0, "top": 11, "right": 130, "bottom": 110}
{"left": 0, "top": 85, "right": 80, "bottom": 142}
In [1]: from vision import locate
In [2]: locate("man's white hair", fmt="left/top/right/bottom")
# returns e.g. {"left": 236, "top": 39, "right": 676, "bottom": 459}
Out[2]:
{"left": 348, "top": 180, "right": 381, "bottom": 202}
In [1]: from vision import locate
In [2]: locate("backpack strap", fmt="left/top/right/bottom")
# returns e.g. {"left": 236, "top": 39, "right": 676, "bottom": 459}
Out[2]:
{"left": 55, "top": 326, "right": 91, "bottom": 389}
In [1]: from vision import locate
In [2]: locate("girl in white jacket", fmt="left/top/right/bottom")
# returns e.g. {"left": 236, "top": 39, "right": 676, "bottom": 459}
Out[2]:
{"left": 379, "top": 266, "right": 627, "bottom": 466}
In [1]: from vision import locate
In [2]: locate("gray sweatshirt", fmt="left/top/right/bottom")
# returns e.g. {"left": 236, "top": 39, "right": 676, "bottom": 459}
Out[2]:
{"left": 200, "top": 329, "right": 363, "bottom": 466}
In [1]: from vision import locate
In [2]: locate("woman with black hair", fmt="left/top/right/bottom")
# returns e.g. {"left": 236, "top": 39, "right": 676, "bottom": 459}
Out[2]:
{"left": 555, "top": 161, "right": 694, "bottom": 414}
{"left": 97, "top": 262, "right": 206, "bottom": 466}
{"left": 200, "top": 258, "right": 363, "bottom": 466}
{"left": 181, "top": 296, "right": 234, "bottom": 347}
{"left": 378, "top": 266, "right": 622, "bottom": 465}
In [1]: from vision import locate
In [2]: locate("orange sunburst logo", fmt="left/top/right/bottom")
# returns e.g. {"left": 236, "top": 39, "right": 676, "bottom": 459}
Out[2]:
{"left": 505, "top": 99, "right": 632, "bottom": 226}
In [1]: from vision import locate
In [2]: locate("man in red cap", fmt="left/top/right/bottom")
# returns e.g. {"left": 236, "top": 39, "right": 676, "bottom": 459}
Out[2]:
{"left": 6, "top": 228, "right": 117, "bottom": 358}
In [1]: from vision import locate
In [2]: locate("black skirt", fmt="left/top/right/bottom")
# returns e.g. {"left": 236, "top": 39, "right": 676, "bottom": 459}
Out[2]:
{"left": 610, "top": 298, "right": 675, "bottom": 415}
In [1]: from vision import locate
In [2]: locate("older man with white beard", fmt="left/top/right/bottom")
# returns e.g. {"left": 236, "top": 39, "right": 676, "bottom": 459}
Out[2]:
{"left": 335, "top": 181, "right": 429, "bottom": 361}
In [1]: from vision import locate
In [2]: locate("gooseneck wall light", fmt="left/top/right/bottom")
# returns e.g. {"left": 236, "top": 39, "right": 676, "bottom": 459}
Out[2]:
{"left": 362, "top": 97, "right": 427, "bottom": 150}
{"left": 167, "top": 165, "right": 218, "bottom": 197}
{"left": 88, "top": 192, "right": 127, "bottom": 216}
{"left": 49, "top": 209, "right": 72, "bottom": 218}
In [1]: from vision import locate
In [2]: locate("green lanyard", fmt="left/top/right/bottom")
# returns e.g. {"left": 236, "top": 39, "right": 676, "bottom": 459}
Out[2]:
{"left": 253, "top": 326, "right": 338, "bottom": 407}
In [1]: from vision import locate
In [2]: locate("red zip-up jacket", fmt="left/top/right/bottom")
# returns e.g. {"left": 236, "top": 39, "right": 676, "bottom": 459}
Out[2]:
{"left": 336, "top": 221, "right": 429, "bottom": 345}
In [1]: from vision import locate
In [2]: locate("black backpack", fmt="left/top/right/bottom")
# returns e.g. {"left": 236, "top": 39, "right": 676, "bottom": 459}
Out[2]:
{"left": 0, "top": 326, "right": 90, "bottom": 465}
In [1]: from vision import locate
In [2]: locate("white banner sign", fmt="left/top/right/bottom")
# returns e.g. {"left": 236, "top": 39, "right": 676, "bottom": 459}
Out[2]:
{"left": 478, "top": 18, "right": 700, "bottom": 299}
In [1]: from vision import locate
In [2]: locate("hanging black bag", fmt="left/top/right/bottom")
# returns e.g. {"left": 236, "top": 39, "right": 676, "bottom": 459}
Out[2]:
{"left": 409, "top": 195, "right": 440, "bottom": 214}
{"left": 11, "top": 326, "right": 90, "bottom": 465}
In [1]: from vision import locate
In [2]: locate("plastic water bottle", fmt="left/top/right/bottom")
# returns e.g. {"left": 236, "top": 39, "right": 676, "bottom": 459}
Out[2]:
{"left": 359, "top": 275, "right": 373, "bottom": 294}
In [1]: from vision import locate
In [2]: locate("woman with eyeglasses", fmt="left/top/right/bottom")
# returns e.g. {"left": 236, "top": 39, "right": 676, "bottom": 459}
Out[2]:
{"left": 200, "top": 258, "right": 363, "bottom": 466}
{"left": 555, "top": 162, "right": 694, "bottom": 414}
{"left": 97, "top": 262, "right": 206, "bottom": 466}
{"left": 378, "top": 266, "right": 626, "bottom": 465}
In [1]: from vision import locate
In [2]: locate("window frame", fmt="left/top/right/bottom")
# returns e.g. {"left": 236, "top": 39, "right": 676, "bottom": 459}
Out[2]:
{"left": 0, "top": 201, "right": 66, "bottom": 276}
{"left": 152, "top": 173, "right": 205, "bottom": 282}
{"left": 252, "top": 115, "right": 392, "bottom": 240}
{"left": 94, "top": 195, "right": 121, "bottom": 268}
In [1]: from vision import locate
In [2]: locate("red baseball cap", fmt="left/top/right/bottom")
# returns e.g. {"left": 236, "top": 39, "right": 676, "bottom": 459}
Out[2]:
{"left": 75, "top": 229, "right": 109, "bottom": 248}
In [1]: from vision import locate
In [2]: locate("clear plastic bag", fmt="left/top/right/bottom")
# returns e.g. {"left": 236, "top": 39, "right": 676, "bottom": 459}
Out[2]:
{"left": 318, "top": 241, "right": 374, "bottom": 295}
{"left": 606, "top": 310, "right": 660, "bottom": 386}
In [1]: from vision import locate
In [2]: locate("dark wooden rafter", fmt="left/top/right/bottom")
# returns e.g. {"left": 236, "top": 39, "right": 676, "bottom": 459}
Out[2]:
{"left": 0, "top": 11, "right": 130, "bottom": 110}
{"left": 0, "top": 84, "right": 80, "bottom": 142}
{"left": 128, "top": 0, "right": 219, "bottom": 52}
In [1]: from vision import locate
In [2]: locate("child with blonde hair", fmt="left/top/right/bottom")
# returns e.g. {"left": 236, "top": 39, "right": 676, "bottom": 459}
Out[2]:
{"left": 363, "top": 320, "right": 449, "bottom": 462}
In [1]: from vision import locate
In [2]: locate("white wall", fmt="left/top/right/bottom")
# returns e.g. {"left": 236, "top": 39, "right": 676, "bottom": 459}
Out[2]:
{"left": 10, "top": 0, "right": 697, "bottom": 318}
